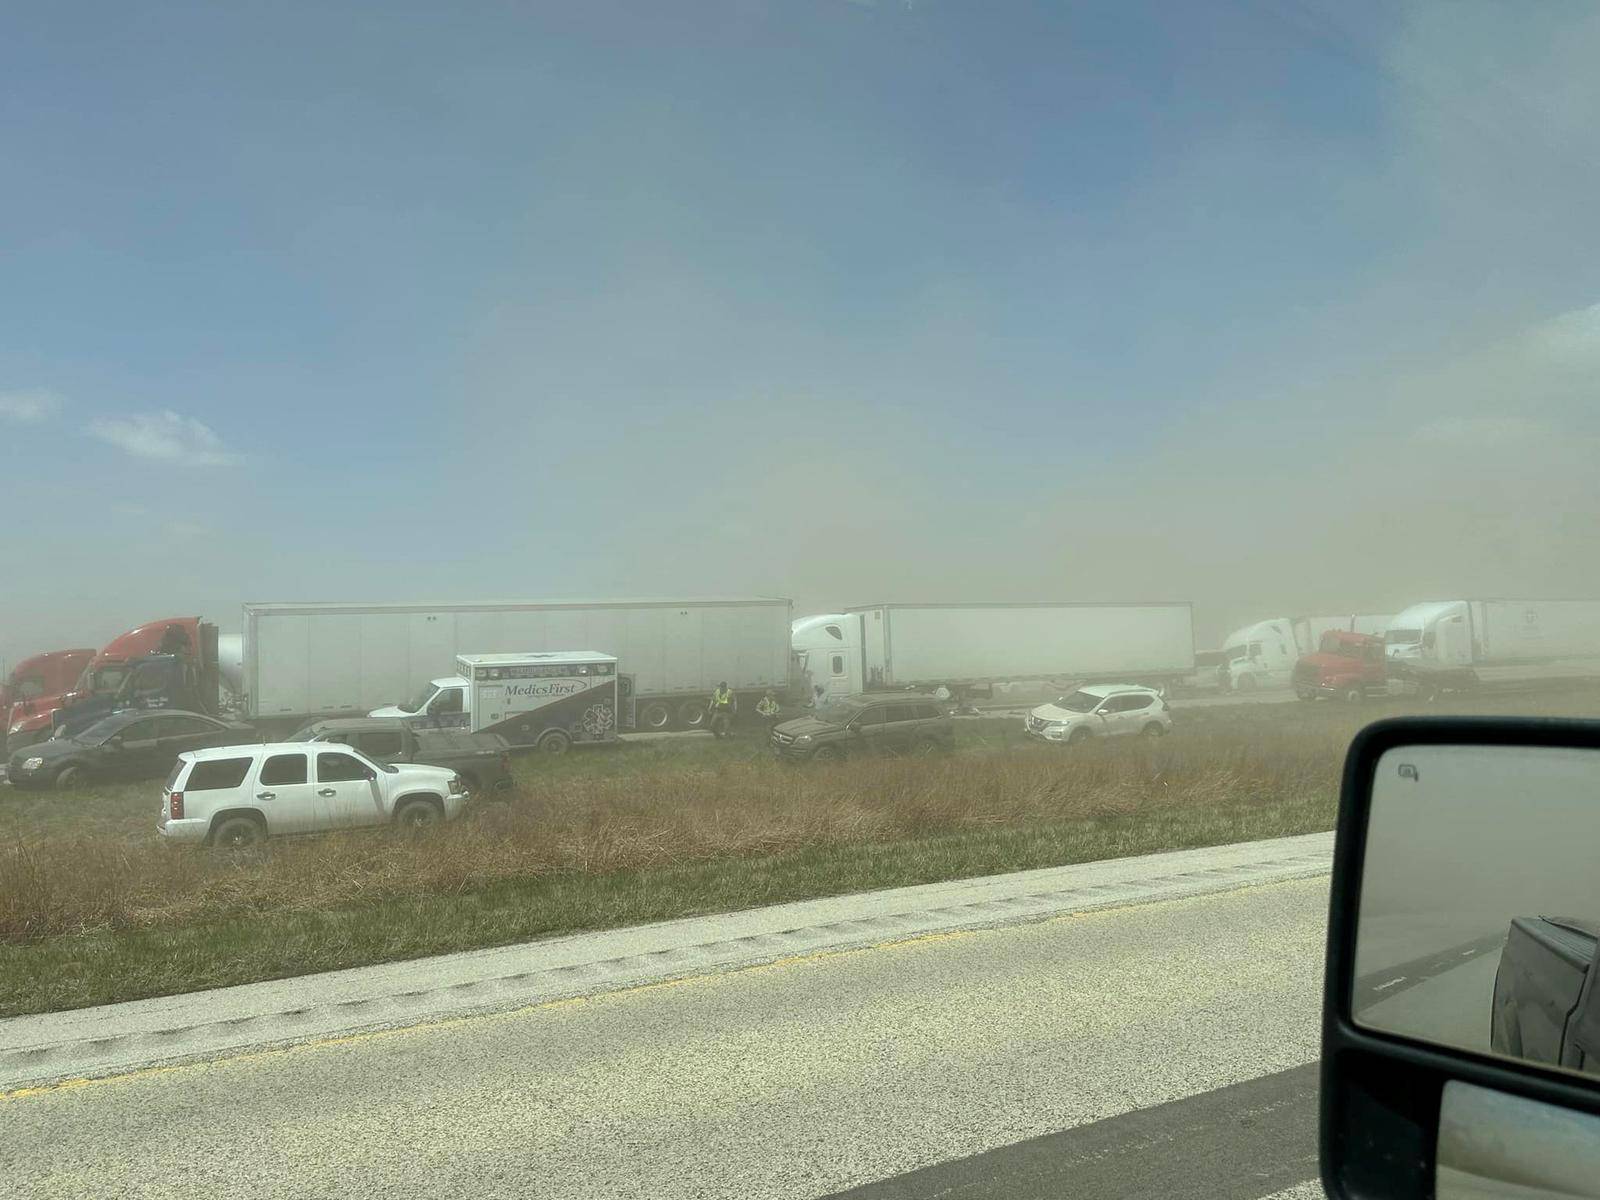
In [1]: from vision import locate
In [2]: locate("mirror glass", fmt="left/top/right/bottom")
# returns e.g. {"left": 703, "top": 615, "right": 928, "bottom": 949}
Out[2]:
{"left": 1354, "top": 743, "right": 1600, "bottom": 1079}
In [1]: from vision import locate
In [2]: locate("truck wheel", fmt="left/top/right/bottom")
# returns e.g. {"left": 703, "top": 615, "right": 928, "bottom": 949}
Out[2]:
{"left": 537, "top": 729, "right": 571, "bottom": 755}
{"left": 1235, "top": 674, "right": 1258, "bottom": 693}
{"left": 638, "top": 701, "right": 672, "bottom": 731}
{"left": 212, "top": 814, "right": 265, "bottom": 849}
{"left": 53, "top": 764, "right": 85, "bottom": 790}
{"left": 678, "top": 702, "right": 707, "bottom": 730}
{"left": 394, "top": 797, "right": 442, "bottom": 829}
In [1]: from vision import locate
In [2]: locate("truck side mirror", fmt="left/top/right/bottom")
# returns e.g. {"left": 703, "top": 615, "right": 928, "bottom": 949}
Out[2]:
{"left": 1321, "top": 717, "right": 1600, "bottom": 1198}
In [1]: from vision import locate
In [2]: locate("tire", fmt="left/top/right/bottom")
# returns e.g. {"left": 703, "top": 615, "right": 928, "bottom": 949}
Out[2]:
{"left": 394, "top": 797, "right": 443, "bottom": 829}
{"left": 639, "top": 700, "right": 672, "bottom": 731}
{"left": 211, "top": 814, "right": 265, "bottom": 849}
{"left": 537, "top": 729, "right": 571, "bottom": 755}
{"left": 1343, "top": 687, "right": 1365, "bottom": 704}
{"left": 53, "top": 763, "right": 86, "bottom": 790}
{"left": 811, "top": 745, "right": 843, "bottom": 762}
{"left": 678, "top": 701, "right": 707, "bottom": 730}
{"left": 1141, "top": 723, "right": 1166, "bottom": 738}
{"left": 1068, "top": 727, "right": 1094, "bottom": 746}
{"left": 1235, "top": 674, "right": 1259, "bottom": 693}
{"left": 1296, "top": 690, "right": 1315, "bottom": 701}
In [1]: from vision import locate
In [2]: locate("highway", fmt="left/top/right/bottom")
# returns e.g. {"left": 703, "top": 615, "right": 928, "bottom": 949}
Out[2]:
{"left": 3, "top": 861, "right": 1331, "bottom": 1199}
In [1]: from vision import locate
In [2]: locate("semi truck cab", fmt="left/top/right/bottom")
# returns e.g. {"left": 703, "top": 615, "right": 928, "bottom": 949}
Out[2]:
{"left": 1, "top": 648, "right": 95, "bottom": 754}
{"left": 1291, "top": 630, "right": 1387, "bottom": 701}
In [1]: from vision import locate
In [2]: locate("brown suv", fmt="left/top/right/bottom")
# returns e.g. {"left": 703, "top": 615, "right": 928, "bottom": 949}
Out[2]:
{"left": 770, "top": 695, "right": 955, "bottom": 761}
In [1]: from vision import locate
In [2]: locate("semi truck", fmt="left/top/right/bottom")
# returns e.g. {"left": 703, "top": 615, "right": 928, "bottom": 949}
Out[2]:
{"left": 1217, "top": 614, "right": 1391, "bottom": 692}
{"left": 1, "top": 648, "right": 94, "bottom": 754}
{"left": 793, "top": 603, "right": 1196, "bottom": 706}
{"left": 1383, "top": 599, "right": 1600, "bottom": 691}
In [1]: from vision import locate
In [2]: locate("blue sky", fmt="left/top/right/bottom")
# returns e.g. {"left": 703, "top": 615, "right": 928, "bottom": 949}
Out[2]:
{"left": 4, "top": 0, "right": 1599, "bottom": 662}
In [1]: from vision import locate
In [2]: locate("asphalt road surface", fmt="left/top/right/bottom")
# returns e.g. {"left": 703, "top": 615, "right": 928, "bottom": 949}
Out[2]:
{"left": 4, "top": 875, "right": 1329, "bottom": 1199}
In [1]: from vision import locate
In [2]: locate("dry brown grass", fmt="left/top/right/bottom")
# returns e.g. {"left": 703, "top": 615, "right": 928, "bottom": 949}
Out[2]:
{"left": 0, "top": 726, "right": 1344, "bottom": 944}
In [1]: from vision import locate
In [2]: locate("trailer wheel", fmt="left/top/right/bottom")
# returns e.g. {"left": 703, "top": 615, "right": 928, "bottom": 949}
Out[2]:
{"left": 638, "top": 700, "right": 672, "bottom": 731}
{"left": 677, "top": 701, "right": 707, "bottom": 730}
{"left": 537, "top": 729, "right": 571, "bottom": 755}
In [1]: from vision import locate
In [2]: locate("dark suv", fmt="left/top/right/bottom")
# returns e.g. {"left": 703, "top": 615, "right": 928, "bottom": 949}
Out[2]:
{"left": 770, "top": 695, "right": 955, "bottom": 761}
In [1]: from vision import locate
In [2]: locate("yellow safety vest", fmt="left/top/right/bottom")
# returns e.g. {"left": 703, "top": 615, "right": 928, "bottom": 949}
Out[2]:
{"left": 713, "top": 689, "right": 733, "bottom": 709}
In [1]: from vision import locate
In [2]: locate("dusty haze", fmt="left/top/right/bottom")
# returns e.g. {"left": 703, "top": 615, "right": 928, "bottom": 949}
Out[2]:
{"left": 4, "top": 2, "right": 1599, "bottom": 668}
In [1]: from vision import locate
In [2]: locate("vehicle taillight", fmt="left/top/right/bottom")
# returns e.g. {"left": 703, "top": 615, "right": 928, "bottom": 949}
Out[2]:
{"left": 169, "top": 791, "right": 184, "bottom": 820}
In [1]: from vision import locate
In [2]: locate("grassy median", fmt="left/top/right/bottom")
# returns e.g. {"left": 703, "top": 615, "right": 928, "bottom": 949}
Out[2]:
{"left": 5, "top": 687, "right": 1600, "bottom": 1016}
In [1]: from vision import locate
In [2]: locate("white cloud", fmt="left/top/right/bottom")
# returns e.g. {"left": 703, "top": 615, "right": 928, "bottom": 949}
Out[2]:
{"left": 0, "top": 389, "right": 63, "bottom": 423}
{"left": 87, "top": 410, "right": 239, "bottom": 465}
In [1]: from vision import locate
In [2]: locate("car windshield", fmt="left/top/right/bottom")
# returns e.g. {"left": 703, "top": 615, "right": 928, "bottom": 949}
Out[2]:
{"left": 73, "top": 717, "right": 130, "bottom": 746}
{"left": 396, "top": 683, "right": 438, "bottom": 715}
{"left": 1053, "top": 691, "right": 1103, "bottom": 713}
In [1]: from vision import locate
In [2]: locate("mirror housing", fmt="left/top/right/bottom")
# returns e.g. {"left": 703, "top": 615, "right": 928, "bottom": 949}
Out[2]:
{"left": 1322, "top": 717, "right": 1600, "bottom": 1199}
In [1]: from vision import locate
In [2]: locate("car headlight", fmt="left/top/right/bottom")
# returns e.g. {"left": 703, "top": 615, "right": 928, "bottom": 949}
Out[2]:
{"left": 448, "top": 775, "right": 465, "bottom": 795}
{"left": 9, "top": 721, "right": 25, "bottom": 735}
{"left": 794, "top": 734, "right": 813, "bottom": 745}
{"left": 22, "top": 756, "right": 44, "bottom": 770}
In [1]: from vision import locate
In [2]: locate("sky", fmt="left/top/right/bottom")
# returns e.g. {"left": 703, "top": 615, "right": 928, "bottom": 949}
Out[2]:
{"left": 4, "top": 0, "right": 1600, "bottom": 667}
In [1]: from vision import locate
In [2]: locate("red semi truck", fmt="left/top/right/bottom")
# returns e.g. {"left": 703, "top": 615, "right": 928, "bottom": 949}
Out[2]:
{"left": 4, "top": 618, "right": 207, "bottom": 751}
{"left": 1290, "top": 630, "right": 1388, "bottom": 701}
{"left": 1, "top": 648, "right": 95, "bottom": 754}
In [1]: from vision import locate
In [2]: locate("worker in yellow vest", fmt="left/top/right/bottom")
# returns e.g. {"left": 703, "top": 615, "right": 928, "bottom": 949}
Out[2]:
{"left": 708, "top": 682, "right": 737, "bottom": 738}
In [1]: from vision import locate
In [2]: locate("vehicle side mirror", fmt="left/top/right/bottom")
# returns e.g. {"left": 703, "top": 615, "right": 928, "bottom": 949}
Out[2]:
{"left": 1321, "top": 717, "right": 1600, "bottom": 1199}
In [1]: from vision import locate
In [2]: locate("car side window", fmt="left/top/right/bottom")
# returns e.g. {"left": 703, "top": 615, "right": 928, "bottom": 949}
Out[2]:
{"left": 317, "top": 751, "right": 372, "bottom": 783}
{"left": 1121, "top": 695, "right": 1152, "bottom": 711}
{"left": 260, "top": 753, "right": 307, "bottom": 786}
{"left": 117, "top": 720, "right": 160, "bottom": 743}
{"left": 429, "top": 688, "right": 463, "bottom": 716}
{"left": 155, "top": 716, "right": 218, "bottom": 737}
{"left": 186, "top": 757, "right": 252, "bottom": 791}
{"left": 854, "top": 708, "right": 887, "bottom": 727}
{"left": 356, "top": 732, "right": 403, "bottom": 758}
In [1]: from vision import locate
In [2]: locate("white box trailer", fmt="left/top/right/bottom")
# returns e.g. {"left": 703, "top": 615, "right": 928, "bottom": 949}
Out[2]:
{"left": 1385, "top": 599, "right": 1600, "bottom": 687}
{"left": 794, "top": 603, "right": 1195, "bottom": 705}
{"left": 457, "top": 651, "right": 620, "bottom": 751}
{"left": 241, "top": 598, "right": 793, "bottom": 733}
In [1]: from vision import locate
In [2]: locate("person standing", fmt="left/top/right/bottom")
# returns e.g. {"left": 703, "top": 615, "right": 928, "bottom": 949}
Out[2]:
{"left": 709, "top": 681, "right": 737, "bottom": 738}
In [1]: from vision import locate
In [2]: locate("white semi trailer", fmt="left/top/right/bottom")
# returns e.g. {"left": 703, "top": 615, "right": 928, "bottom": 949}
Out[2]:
{"left": 793, "top": 603, "right": 1195, "bottom": 706}
{"left": 241, "top": 598, "right": 793, "bottom": 734}
{"left": 1383, "top": 599, "right": 1600, "bottom": 690}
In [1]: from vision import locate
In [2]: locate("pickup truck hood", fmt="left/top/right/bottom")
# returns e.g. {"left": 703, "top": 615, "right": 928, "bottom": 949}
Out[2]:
{"left": 368, "top": 704, "right": 410, "bottom": 719}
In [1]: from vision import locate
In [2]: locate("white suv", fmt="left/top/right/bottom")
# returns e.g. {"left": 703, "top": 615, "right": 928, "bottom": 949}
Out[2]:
{"left": 158, "top": 742, "right": 466, "bottom": 847}
{"left": 1024, "top": 684, "right": 1172, "bottom": 745}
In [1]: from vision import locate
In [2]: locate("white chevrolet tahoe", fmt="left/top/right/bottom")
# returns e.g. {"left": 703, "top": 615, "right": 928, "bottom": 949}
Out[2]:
{"left": 158, "top": 741, "right": 466, "bottom": 847}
